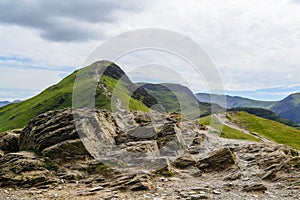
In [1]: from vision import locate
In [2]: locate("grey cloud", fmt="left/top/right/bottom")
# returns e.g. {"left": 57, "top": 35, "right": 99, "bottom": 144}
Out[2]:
{"left": 0, "top": 0, "right": 146, "bottom": 42}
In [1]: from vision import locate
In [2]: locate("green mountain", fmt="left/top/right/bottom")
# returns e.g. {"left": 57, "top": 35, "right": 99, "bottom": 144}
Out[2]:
{"left": 195, "top": 93, "right": 276, "bottom": 109}
{"left": 137, "top": 83, "right": 224, "bottom": 119}
{"left": 0, "top": 61, "right": 157, "bottom": 133}
{"left": 270, "top": 92, "right": 300, "bottom": 125}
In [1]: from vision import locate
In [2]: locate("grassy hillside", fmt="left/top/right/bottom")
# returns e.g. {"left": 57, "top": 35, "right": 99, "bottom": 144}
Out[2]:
{"left": 138, "top": 83, "right": 222, "bottom": 119}
{"left": 199, "top": 115, "right": 260, "bottom": 142}
{"left": 227, "top": 111, "right": 300, "bottom": 150}
{"left": 0, "top": 61, "right": 152, "bottom": 133}
{"left": 228, "top": 107, "right": 299, "bottom": 128}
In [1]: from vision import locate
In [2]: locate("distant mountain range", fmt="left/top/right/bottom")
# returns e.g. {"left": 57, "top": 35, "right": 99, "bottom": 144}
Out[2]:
{"left": 137, "top": 83, "right": 224, "bottom": 119}
{"left": 195, "top": 93, "right": 276, "bottom": 109}
{"left": 0, "top": 100, "right": 21, "bottom": 108}
{"left": 196, "top": 92, "right": 300, "bottom": 125}
{"left": 0, "top": 60, "right": 299, "bottom": 133}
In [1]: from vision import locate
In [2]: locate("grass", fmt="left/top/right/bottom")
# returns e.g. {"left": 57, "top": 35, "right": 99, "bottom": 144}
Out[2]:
{"left": 141, "top": 83, "right": 213, "bottom": 119}
{"left": 101, "top": 76, "right": 149, "bottom": 112}
{"left": 199, "top": 115, "right": 260, "bottom": 142}
{"left": 0, "top": 63, "right": 150, "bottom": 133}
{"left": 227, "top": 111, "right": 300, "bottom": 150}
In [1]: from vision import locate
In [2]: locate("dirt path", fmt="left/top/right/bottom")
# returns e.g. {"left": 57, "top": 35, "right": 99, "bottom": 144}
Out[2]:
{"left": 212, "top": 113, "right": 276, "bottom": 144}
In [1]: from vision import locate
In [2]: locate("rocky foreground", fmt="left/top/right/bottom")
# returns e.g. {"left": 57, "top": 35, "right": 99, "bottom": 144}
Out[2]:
{"left": 0, "top": 109, "right": 299, "bottom": 199}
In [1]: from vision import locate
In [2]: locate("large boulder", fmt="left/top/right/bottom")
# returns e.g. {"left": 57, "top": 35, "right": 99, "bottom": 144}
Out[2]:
{"left": 196, "top": 148, "right": 236, "bottom": 172}
{"left": 19, "top": 109, "right": 79, "bottom": 151}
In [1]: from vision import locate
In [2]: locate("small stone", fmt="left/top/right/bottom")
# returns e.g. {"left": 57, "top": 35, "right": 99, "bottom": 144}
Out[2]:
{"left": 212, "top": 190, "right": 221, "bottom": 195}
{"left": 190, "top": 194, "right": 208, "bottom": 199}
{"left": 89, "top": 186, "right": 104, "bottom": 192}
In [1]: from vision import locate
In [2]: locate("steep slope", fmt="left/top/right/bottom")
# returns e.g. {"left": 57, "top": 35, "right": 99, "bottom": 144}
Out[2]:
{"left": 270, "top": 92, "right": 300, "bottom": 125}
{"left": 196, "top": 93, "right": 276, "bottom": 109}
{"left": 0, "top": 61, "right": 156, "bottom": 133}
{"left": 137, "top": 83, "right": 223, "bottom": 119}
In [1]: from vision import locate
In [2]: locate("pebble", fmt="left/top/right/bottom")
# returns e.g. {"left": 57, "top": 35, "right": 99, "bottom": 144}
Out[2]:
{"left": 89, "top": 186, "right": 104, "bottom": 192}
{"left": 190, "top": 194, "right": 208, "bottom": 199}
{"left": 212, "top": 190, "right": 221, "bottom": 195}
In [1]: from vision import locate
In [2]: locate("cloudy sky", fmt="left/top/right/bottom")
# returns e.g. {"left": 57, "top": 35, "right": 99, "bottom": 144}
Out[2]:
{"left": 0, "top": 0, "right": 300, "bottom": 101}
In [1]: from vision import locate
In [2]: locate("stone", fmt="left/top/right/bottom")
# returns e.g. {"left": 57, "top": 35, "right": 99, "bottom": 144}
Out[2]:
{"left": 242, "top": 183, "right": 267, "bottom": 192}
{"left": 191, "top": 133, "right": 206, "bottom": 146}
{"left": 41, "top": 139, "right": 91, "bottom": 162}
{"left": 223, "top": 172, "right": 242, "bottom": 181}
{"left": 173, "top": 153, "right": 196, "bottom": 169}
{"left": 196, "top": 148, "right": 236, "bottom": 172}
{"left": 0, "top": 151, "right": 54, "bottom": 187}
{"left": 212, "top": 190, "right": 221, "bottom": 195}
{"left": 19, "top": 109, "right": 79, "bottom": 151}
{"left": 190, "top": 194, "right": 209, "bottom": 199}
{"left": 0, "top": 131, "right": 20, "bottom": 153}
{"left": 88, "top": 186, "right": 104, "bottom": 192}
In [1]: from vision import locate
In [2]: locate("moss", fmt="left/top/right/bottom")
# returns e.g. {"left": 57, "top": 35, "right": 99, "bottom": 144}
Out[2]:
{"left": 86, "top": 162, "right": 110, "bottom": 177}
{"left": 155, "top": 166, "right": 174, "bottom": 177}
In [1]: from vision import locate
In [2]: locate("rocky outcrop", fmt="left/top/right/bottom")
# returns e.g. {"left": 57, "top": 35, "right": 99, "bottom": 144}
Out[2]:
{"left": 0, "top": 130, "right": 20, "bottom": 153}
{"left": 196, "top": 147, "right": 236, "bottom": 172}
{"left": 0, "top": 108, "right": 300, "bottom": 199}
{"left": 0, "top": 151, "right": 54, "bottom": 187}
{"left": 19, "top": 109, "right": 79, "bottom": 152}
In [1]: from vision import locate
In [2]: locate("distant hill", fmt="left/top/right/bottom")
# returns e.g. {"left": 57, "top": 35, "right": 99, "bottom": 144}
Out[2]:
{"left": 270, "top": 92, "right": 300, "bottom": 125}
{"left": 0, "top": 61, "right": 157, "bottom": 132}
{"left": 228, "top": 107, "right": 299, "bottom": 128}
{"left": 195, "top": 93, "right": 276, "bottom": 109}
{"left": 137, "top": 83, "right": 224, "bottom": 119}
{"left": 0, "top": 100, "right": 21, "bottom": 108}
{"left": 196, "top": 92, "right": 300, "bottom": 125}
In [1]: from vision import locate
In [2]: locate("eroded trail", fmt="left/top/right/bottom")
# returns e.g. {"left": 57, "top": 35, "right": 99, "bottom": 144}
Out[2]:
{"left": 213, "top": 113, "right": 276, "bottom": 144}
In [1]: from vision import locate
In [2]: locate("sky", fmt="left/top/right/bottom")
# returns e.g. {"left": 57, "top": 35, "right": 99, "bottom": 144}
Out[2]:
{"left": 0, "top": 0, "right": 300, "bottom": 101}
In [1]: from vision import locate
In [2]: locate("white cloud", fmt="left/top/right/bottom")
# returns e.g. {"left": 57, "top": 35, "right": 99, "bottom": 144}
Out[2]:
{"left": 0, "top": 0, "right": 299, "bottom": 100}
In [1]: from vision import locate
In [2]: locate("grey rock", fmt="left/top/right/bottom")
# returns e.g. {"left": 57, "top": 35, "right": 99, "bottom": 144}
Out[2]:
{"left": 0, "top": 131, "right": 20, "bottom": 153}
{"left": 0, "top": 151, "right": 55, "bottom": 187}
{"left": 173, "top": 153, "right": 196, "bottom": 169}
{"left": 242, "top": 183, "right": 267, "bottom": 192}
{"left": 196, "top": 147, "right": 236, "bottom": 172}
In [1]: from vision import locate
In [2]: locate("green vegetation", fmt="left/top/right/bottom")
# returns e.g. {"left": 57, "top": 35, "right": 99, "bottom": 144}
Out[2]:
{"left": 139, "top": 83, "right": 220, "bottom": 119}
{"left": 101, "top": 76, "right": 149, "bottom": 112}
{"left": 227, "top": 111, "right": 300, "bottom": 150}
{"left": 0, "top": 72, "right": 77, "bottom": 133}
{"left": 199, "top": 115, "right": 260, "bottom": 142}
{"left": 86, "top": 162, "right": 110, "bottom": 177}
{"left": 228, "top": 107, "right": 300, "bottom": 128}
{"left": 0, "top": 62, "right": 150, "bottom": 133}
